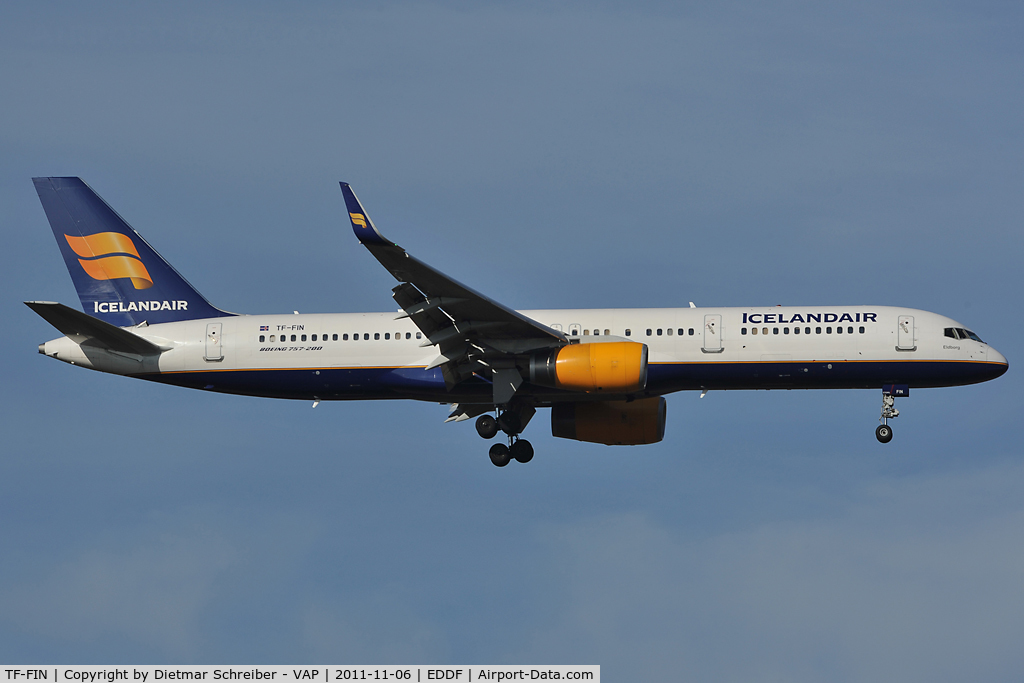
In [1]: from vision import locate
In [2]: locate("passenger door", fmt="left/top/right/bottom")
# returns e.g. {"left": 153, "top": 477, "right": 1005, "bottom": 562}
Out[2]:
{"left": 204, "top": 322, "right": 224, "bottom": 361}
{"left": 897, "top": 315, "right": 916, "bottom": 351}
{"left": 702, "top": 314, "right": 723, "bottom": 353}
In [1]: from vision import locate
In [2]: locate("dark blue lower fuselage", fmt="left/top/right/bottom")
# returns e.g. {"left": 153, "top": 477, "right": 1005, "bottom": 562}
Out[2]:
{"left": 137, "top": 359, "right": 1008, "bottom": 403}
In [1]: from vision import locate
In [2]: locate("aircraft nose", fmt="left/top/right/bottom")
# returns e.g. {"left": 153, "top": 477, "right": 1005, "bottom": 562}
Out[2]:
{"left": 986, "top": 346, "right": 1009, "bottom": 381}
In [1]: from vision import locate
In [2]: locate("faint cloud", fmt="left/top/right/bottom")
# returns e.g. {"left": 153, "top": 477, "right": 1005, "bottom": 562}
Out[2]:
{"left": 520, "top": 463, "right": 1024, "bottom": 682}
{"left": 1, "top": 526, "right": 236, "bottom": 657}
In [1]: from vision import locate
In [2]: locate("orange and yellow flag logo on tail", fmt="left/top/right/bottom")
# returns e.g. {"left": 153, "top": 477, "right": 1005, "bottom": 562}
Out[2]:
{"left": 64, "top": 232, "right": 153, "bottom": 290}
{"left": 350, "top": 212, "right": 367, "bottom": 228}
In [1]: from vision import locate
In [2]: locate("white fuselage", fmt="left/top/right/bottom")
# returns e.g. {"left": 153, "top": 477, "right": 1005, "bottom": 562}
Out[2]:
{"left": 40, "top": 305, "right": 1008, "bottom": 404}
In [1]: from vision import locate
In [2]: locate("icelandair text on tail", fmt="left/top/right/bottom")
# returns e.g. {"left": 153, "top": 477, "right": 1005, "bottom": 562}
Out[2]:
{"left": 2, "top": 668, "right": 597, "bottom": 683}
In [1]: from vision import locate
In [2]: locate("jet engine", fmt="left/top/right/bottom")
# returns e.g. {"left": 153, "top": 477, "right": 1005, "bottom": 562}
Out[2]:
{"left": 529, "top": 342, "right": 648, "bottom": 393}
{"left": 551, "top": 397, "right": 666, "bottom": 445}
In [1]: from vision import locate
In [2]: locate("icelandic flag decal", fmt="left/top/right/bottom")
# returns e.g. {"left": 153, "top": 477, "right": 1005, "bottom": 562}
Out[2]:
{"left": 260, "top": 325, "right": 269, "bottom": 331}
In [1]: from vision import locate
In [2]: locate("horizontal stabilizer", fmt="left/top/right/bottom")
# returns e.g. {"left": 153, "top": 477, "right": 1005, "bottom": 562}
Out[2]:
{"left": 25, "top": 301, "right": 163, "bottom": 356}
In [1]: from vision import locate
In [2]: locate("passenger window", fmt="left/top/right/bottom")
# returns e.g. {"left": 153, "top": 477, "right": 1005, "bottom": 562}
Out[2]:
{"left": 826, "top": 327, "right": 832, "bottom": 334}
{"left": 667, "top": 328, "right": 673, "bottom": 336}
{"left": 314, "top": 334, "right": 319, "bottom": 341}
{"left": 604, "top": 329, "right": 610, "bottom": 336}
{"left": 794, "top": 327, "right": 800, "bottom": 335}
{"left": 374, "top": 333, "right": 380, "bottom": 340}
{"left": 364, "top": 333, "right": 370, "bottom": 340}
{"left": 689, "top": 328, "right": 695, "bottom": 336}
{"left": 859, "top": 327, "right": 864, "bottom": 334}
{"left": 762, "top": 327, "right": 768, "bottom": 335}
{"left": 751, "top": 327, "right": 758, "bottom": 335}
{"left": 816, "top": 327, "right": 821, "bottom": 334}
{"left": 406, "top": 332, "right": 412, "bottom": 339}
{"left": 848, "top": 326, "right": 853, "bottom": 334}
{"left": 385, "top": 333, "right": 390, "bottom": 340}
{"left": 773, "top": 327, "right": 779, "bottom": 335}
{"left": 784, "top": 327, "right": 790, "bottom": 335}
{"left": 343, "top": 334, "right": 348, "bottom": 340}
{"left": 583, "top": 329, "right": 589, "bottom": 335}
{"left": 270, "top": 335, "right": 276, "bottom": 342}
{"left": 291, "top": 335, "right": 297, "bottom": 342}
{"left": 301, "top": 334, "right": 307, "bottom": 341}
{"left": 836, "top": 326, "right": 843, "bottom": 334}
{"left": 259, "top": 335, "right": 265, "bottom": 342}
{"left": 333, "top": 334, "right": 339, "bottom": 341}
{"left": 657, "top": 329, "right": 663, "bottom": 336}
{"left": 416, "top": 332, "right": 422, "bottom": 339}
{"left": 646, "top": 329, "right": 652, "bottom": 336}
{"left": 805, "top": 327, "right": 811, "bottom": 334}
{"left": 625, "top": 329, "right": 631, "bottom": 336}
{"left": 741, "top": 328, "right": 748, "bottom": 335}
{"left": 676, "top": 328, "right": 682, "bottom": 335}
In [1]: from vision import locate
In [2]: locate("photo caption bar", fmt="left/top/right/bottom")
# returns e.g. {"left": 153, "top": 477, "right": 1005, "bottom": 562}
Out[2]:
{"left": 1, "top": 667, "right": 598, "bottom": 683}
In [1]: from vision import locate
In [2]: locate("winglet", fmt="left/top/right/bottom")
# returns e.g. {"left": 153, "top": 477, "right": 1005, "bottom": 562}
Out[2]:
{"left": 340, "top": 182, "right": 393, "bottom": 246}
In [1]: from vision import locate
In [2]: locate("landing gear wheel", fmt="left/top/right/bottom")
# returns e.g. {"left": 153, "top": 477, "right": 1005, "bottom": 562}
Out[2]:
{"left": 497, "top": 411, "right": 522, "bottom": 436}
{"left": 876, "top": 424, "right": 893, "bottom": 443}
{"left": 489, "top": 443, "right": 511, "bottom": 467}
{"left": 510, "top": 439, "right": 534, "bottom": 464}
{"left": 476, "top": 414, "right": 499, "bottom": 439}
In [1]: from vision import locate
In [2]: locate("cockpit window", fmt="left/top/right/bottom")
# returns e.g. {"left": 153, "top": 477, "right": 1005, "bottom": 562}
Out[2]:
{"left": 961, "top": 328, "right": 984, "bottom": 343}
{"left": 947, "top": 327, "right": 985, "bottom": 343}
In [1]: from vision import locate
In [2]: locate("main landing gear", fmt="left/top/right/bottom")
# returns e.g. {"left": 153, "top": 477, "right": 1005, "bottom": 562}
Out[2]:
{"left": 876, "top": 391, "right": 899, "bottom": 443}
{"left": 477, "top": 402, "right": 536, "bottom": 467}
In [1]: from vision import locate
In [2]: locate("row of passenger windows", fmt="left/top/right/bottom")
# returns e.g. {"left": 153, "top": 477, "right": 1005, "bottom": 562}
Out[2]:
{"left": 573, "top": 329, "right": 697, "bottom": 337}
{"left": 260, "top": 325, "right": 875, "bottom": 344}
{"left": 575, "top": 327, "right": 865, "bottom": 338}
{"left": 259, "top": 332, "right": 424, "bottom": 343}
{"left": 741, "top": 326, "right": 865, "bottom": 336}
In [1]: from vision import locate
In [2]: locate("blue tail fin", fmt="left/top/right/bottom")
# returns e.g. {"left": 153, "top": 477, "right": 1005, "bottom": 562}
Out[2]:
{"left": 33, "top": 177, "right": 232, "bottom": 326}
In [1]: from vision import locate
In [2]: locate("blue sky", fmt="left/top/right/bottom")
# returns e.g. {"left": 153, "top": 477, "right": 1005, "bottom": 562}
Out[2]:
{"left": 2, "top": 2, "right": 1023, "bottom": 679}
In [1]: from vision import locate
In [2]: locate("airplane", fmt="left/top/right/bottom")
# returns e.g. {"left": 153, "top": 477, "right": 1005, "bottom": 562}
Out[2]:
{"left": 27, "top": 177, "right": 1008, "bottom": 466}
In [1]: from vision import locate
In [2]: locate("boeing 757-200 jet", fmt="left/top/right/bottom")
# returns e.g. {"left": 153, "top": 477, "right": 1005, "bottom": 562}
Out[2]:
{"left": 27, "top": 177, "right": 1008, "bottom": 466}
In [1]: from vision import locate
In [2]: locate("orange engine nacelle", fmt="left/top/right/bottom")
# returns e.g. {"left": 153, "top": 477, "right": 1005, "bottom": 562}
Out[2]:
{"left": 529, "top": 342, "right": 648, "bottom": 393}
{"left": 551, "top": 397, "right": 667, "bottom": 445}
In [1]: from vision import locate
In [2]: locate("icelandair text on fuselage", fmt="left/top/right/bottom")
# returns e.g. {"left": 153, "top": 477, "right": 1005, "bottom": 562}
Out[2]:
{"left": 93, "top": 300, "right": 188, "bottom": 314}
{"left": 742, "top": 311, "right": 877, "bottom": 324}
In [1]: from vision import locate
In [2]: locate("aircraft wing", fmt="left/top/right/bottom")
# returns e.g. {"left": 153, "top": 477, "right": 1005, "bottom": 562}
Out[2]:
{"left": 340, "top": 183, "right": 567, "bottom": 400}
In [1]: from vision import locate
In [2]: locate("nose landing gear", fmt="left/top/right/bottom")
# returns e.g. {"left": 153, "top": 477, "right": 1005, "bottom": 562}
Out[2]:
{"left": 876, "top": 390, "right": 900, "bottom": 443}
{"left": 476, "top": 403, "right": 536, "bottom": 467}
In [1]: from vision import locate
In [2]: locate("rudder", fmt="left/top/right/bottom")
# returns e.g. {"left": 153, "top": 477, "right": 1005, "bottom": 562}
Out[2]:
{"left": 33, "top": 177, "right": 232, "bottom": 326}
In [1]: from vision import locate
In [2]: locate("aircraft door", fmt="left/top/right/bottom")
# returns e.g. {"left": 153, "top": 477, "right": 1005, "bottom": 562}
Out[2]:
{"left": 703, "top": 314, "right": 723, "bottom": 353}
{"left": 205, "top": 322, "right": 224, "bottom": 361}
{"left": 897, "top": 315, "right": 916, "bottom": 351}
